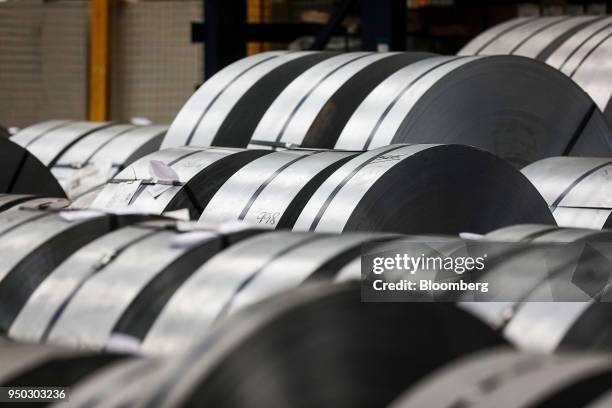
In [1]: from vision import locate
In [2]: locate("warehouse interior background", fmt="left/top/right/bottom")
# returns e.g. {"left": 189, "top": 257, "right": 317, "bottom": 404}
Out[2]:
{"left": 2, "top": 0, "right": 611, "bottom": 129}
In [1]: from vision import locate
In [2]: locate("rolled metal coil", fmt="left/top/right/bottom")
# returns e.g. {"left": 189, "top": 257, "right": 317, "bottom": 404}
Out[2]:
{"left": 199, "top": 149, "right": 358, "bottom": 228}
{"left": 89, "top": 147, "right": 268, "bottom": 219}
{"left": 142, "top": 231, "right": 399, "bottom": 354}
{"left": 390, "top": 348, "right": 612, "bottom": 408}
{"left": 331, "top": 55, "right": 612, "bottom": 166}
{"left": 522, "top": 157, "right": 612, "bottom": 229}
{"left": 0, "top": 135, "right": 65, "bottom": 197}
{"left": 11, "top": 220, "right": 261, "bottom": 351}
{"left": 459, "top": 225, "right": 612, "bottom": 353}
{"left": 246, "top": 53, "right": 611, "bottom": 166}
{"left": 247, "top": 52, "right": 433, "bottom": 150}
{"left": 129, "top": 283, "right": 504, "bottom": 408}
{"left": 50, "top": 124, "right": 166, "bottom": 200}
{"left": 291, "top": 144, "right": 555, "bottom": 235}
{"left": 0, "top": 208, "right": 153, "bottom": 333}
{"left": 11, "top": 120, "right": 111, "bottom": 167}
{"left": 162, "top": 51, "right": 337, "bottom": 148}
{"left": 460, "top": 16, "right": 612, "bottom": 125}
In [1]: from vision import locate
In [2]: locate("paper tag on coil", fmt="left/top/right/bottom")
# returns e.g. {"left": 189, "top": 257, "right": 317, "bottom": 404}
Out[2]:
{"left": 146, "top": 183, "right": 174, "bottom": 199}
{"left": 149, "top": 160, "right": 179, "bottom": 183}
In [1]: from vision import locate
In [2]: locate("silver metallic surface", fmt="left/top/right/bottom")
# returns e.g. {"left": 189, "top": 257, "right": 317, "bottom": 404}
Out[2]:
{"left": 23, "top": 121, "right": 111, "bottom": 166}
{"left": 249, "top": 52, "right": 390, "bottom": 148}
{"left": 10, "top": 119, "right": 74, "bottom": 148}
{"left": 334, "top": 57, "right": 474, "bottom": 149}
{"left": 164, "top": 52, "right": 316, "bottom": 148}
{"left": 162, "top": 52, "right": 286, "bottom": 148}
{"left": 475, "top": 16, "right": 569, "bottom": 55}
{"left": 46, "top": 229, "right": 201, "bottom": 349}
{"left": 458, "top": 17, "right": 535, "bottom": 55}
{"left": 200, "top": 150, "right": 356, "bottom": 228}
{"left": 293, "top": 145, "right": 432, "bottom": 232}
{"left": 522, "top": 157, "right": 612, "bottom": 229}
{"left": 9, "top": 226, "right": 154, "bottom": 343}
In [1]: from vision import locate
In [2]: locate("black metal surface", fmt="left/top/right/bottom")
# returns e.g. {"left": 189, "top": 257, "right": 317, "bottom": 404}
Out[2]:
{"left": 0, "top": 136, "right": 65, "bottom": 198}
{"left": 293, "top": 144, "right": 555, "bottom": 235}
{"left": 140, "top": 283, "right": 504, "bottom": 408}
{"left": 390, "top": 348, "right": 612, "bottom": 408}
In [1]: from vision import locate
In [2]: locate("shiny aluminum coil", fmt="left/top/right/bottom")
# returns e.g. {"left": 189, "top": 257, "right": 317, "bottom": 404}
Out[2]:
{"left": 132, "top": 283, "right": 503, "bottom": 408}
{"left": 90, "top": 147, "right": 268, "bottom": 218}
{"left": 12, "top": 220, "right": 261, "bottom": 351}
{"left": 165, "top": 50, "right": 610, "bottom": 165}
{"left": 141, "top": 231, "right": 399, "bottom": 354}
{"left": 0, "top": 135, "right": 65, "bottom": 197}
{"left": 390, "top": 348, "right": 612, "bottom": 408}
{"left": 162, "top": 51, "right": 336, "bottom": 148}
{"left": 522, "top": 157, "right": 612, "bottom": 230}
{"left": 457, "top": 224, "right": 612, "bottom": 353}
{"left": 459, "top": 16, "right": 601, "bottom": 59}
{"left": 247, "top": 52, "right": 433, "bottom": 150}
{"left": 291, "top": 144, "right": 555, "bottom": 235}
{"left": 199, "top": 149, "right": 358, "bottom": 228}
{"left": 0, "top": 208, "right": 152, "bottom": 334}
{"left": 0, "top": 337, "right": 128, "bottom": 390}
{"left": 11, "top": 120, "right": 111, "bottom": 167}
{"left": 50, "top": 124, "right": 166, "bottom": 200}
{"left": 460, "top": 16, "right": 612, "bottom": 125}
{"left": 332, "top": 55, "right": 612, "bottom": 166}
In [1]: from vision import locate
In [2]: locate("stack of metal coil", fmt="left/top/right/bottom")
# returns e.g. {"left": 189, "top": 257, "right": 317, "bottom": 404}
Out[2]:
{"left": 2, "top": 44, "right": 612, "bottom": 407}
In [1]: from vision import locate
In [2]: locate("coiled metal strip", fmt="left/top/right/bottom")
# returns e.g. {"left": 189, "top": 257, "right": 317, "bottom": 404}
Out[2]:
{"left": 162, "top": 52, "right": 286, "bottom": 148}
{"left": 200, "top": 150, "right": 357, "bottom": 228}
{"left": 137, "top": 283, "right": 503, "bottom": 408}
{"left": 293, "top": 144, "right": 554, "bottom": 234}
{"left": 163, "top": 52, "right": 331, "bottom": 148}
{"left": 0, "top": 209, "right": 125, "bottom": 332}
{"left": 143, "top": 232, "right": 412, "bottom": 355}
{"left": 16, "top": 121, "right": 111, "bottom": 167}
{"left": 248, "top": 52, "right": 433, "bottom": 149}
{"left": 38, "top": 221, "right": 260, "bottom": 351}
{"left": 522, "top": 157, "right": 612, "bottom": 229}
{"left": 10, "top": 119, "right": 74, "bottom": 147}
{"left": 91, "top": 147, "right": 268, "bottom": 218}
